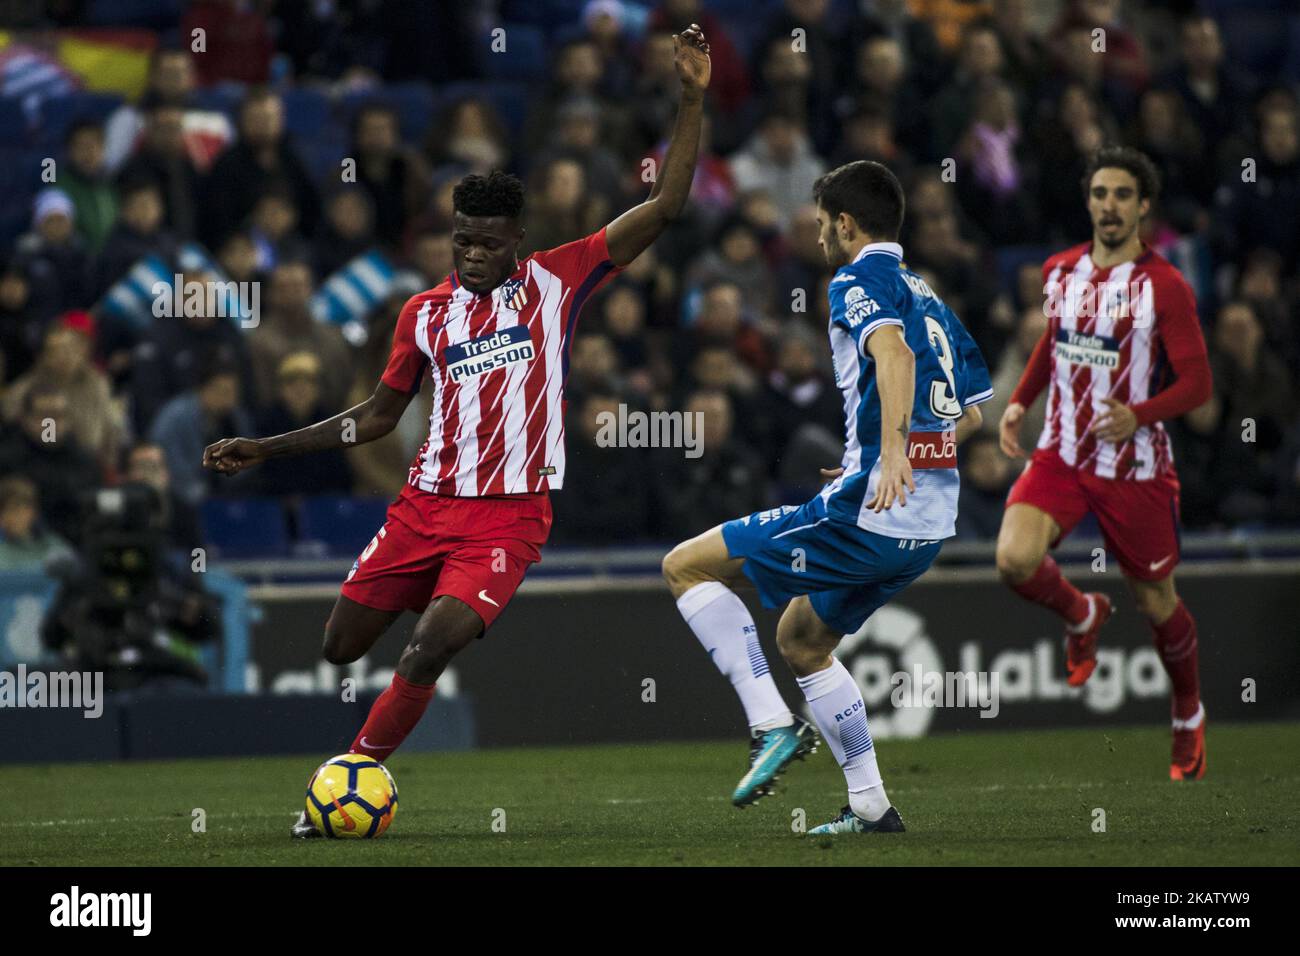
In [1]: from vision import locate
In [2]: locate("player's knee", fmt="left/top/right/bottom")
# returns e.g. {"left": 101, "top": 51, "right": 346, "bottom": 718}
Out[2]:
{"left": 995, "top": 542, "right": 1039, "bottom": 585}
{"left": 321, "top": 624, "right": 362, "bottom": 666}
{"left": 776, "top": 602, "right": 827, "bottom": 671}
{"left": 661, "top": 543, "right": 699, "bottom": 594}
{"left": 403, "top": 614, "right": 477, "bottom": 677}
{"left": 1132, "top": 585, "right": 1176, "bottom": 622}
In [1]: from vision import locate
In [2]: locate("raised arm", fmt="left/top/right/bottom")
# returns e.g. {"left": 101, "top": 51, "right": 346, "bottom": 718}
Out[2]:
{"left": 202, "top": 380, "right": 415, "bottom": 476}
{"left": 604, "top": 24, "right": 711, "bottom": 268}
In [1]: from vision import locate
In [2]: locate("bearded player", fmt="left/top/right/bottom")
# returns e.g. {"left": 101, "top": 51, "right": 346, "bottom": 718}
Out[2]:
{"left": 663, "top": 161, "right": 992, "bottom": 833}
{"left": 996, "top": 146, "right": 1213, "bottom": 780}
{"left": 203, "top": 27, "right": 712, "bottom": 837}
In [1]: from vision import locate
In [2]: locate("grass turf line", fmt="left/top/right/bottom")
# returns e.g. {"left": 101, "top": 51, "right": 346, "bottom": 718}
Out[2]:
{"left": 2, "top": 723, "right": 1296, "bottom": 866}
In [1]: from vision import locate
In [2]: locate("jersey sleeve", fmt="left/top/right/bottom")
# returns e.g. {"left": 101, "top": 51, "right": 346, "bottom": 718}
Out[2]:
{"left": 949, "top": 310, "right": 994, "bottom": 406}
{"left": 530, "top": 226, "right": 623, "bottom": 297}
{"left": 828, "top": 271, "right": 903, "bottom": 359}
{"left": 1129, "top": 271, "right": 1213, "bottom": 426}
{"left": 380, "top": 294, "right": 430, "bottom": 395}
{"left": 1154, "top": 270, "right": 1209, "bottom": 363}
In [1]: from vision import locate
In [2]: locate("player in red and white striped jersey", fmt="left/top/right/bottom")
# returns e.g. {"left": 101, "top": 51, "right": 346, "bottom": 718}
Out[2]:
{"left": 202, "top": 26, "right": 712, "bottom": 835}
{"left": 381, "top": 226, "right": 619, "bottom": 498}
{"left": 995, "top": 147, "right": 1213, "bottom": 780}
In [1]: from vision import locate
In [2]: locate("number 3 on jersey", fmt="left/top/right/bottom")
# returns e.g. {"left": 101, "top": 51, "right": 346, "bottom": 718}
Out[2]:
{"left": 925, "top": 316, "right": 962, "bottom": 419}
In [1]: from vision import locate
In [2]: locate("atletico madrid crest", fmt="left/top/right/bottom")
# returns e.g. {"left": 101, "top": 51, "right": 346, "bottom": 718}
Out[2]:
{"left": 500, "top": 278, "right": 528, "bottom": 311}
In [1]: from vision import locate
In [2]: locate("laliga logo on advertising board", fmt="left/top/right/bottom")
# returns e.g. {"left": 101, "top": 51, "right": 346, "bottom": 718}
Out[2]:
{"left": 834, "top": 604, "right": 943, "bottom": 739}
{"left": 831, "top": 602, "right": 1171, "bottom": 738}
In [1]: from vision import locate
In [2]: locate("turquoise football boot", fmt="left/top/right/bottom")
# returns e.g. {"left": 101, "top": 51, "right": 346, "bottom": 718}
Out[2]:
{"left": 808, "top": 805, "right": 906, "bottom": 834}
{"left": 732, "top": 716, "right": 819, "bottom": 807}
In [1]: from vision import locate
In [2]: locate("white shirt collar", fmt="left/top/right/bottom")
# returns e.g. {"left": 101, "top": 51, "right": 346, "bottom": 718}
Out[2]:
{"left": 852, "top": 241, "right": 904, "bottom": 263}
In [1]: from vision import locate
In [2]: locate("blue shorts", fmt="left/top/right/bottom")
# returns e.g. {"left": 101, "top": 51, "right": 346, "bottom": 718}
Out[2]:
{"left": 721, "top": 496, "right": 942, "bottom": 634}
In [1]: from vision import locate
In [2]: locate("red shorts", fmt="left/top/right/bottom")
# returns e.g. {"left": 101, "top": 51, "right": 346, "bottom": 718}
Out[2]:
{"left": 1005, "top": 449, "right": 1182, "bottom": 581}
{"left": 340, "top": 484, "right": 552, "bottom": 629}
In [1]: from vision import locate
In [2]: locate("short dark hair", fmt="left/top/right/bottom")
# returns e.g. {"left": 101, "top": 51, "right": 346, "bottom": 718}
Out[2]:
{"left": 812, "top": 160, "right": 905, "bottom": 241}
{"left": 1080, "top": 146, "right": 1161, "bottom": 202}
{"left": 453, "top": 170, "right": 525, "bottom": 220}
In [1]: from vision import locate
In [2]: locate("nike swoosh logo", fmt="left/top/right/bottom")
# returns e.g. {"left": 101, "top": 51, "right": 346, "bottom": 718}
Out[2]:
{"left": 359, "top": 737, "right": 395, "bottom": 751}
{"left": 1149, "top": 555, "right": 1173, "bottom": 572}
{"left": 478, "top": 589, "right": 500, "bottom": 607}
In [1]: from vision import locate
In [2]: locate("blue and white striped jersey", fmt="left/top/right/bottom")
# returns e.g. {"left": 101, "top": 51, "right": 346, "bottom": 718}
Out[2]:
{"left": 820, "top": 242, "right": 993, "bottom": 539}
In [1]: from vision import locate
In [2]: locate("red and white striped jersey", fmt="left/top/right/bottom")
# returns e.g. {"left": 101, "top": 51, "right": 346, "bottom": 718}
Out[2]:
{"left": 382, "top": 228, "right": 620, "bottom": 496}
{"left": 1037, "top": 242, "right": 1206, "bottom": 480}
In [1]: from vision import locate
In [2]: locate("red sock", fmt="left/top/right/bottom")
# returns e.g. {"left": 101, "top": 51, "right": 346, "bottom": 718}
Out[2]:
{"left": 1151, "top": 601, "right": 1200, "bottom": 721}
{"left": 349, "top": 673, "right": 436, "bottom": 761}
{"left": 1010, "top": 556, "right": 1090, "bottom": 625}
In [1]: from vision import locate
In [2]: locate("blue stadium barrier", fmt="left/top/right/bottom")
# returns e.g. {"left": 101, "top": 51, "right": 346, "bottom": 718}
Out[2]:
{"left": 296, "top": 495, "right": 389, "bottom": 558}
{"left": 201, "top": 497, "right": 290, "bottom": 559}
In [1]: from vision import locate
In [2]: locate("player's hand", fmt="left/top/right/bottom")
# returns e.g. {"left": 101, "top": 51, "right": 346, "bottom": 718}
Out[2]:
{"left": 999, "top": 402, "right": 1026, "bottom": 458}
{"left": 868, "top": 450, "right": 915, "bottom": 512}
{"left": 202, "top": 437, "right": 266, "bottom": 476}
{"left": 673, "top": 24, "right": 711, "bottom": 93}
{"left": 820, "top": 466, "right": 844, "bottom": 480}
{"left": 1089, "top": 397, "right": 1138, "bottom": 443}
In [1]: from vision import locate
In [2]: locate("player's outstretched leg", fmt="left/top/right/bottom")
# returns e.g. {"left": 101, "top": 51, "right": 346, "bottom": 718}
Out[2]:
{"left": 663, "top": 526, "right": 811, "bottom": 806}
{"left": 1129, "top": 575, "right": 1205, "bottom": 780}
{"left": 291, "top": 597, "right": 403, "bottom": 837}
{"left": 997, "top": 503, "right": 1111, "bottom": 686}
{"left": 777, "top": 597, "right": 903, "bottom": 834}
{"left": 292, "top": 595, "right": 483, "bottom": 838}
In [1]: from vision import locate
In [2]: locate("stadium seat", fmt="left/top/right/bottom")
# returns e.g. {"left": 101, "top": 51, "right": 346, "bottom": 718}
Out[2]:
{"left": 296, "top": 495, "right": 389, "bottom": 558}
{"left": 1218, "top": 12, "right": 1289, "bottom": 76}
{"left": 386, "top": 82, "right": 437, "bottom": 143}
{"left": 482, "top": 24, "right": 549, "bottom": 81}
{"left": 438, "top": 81, "right": 531, "bottom": 139}
{"left": 0, "top": 147, "right": 49, "bottom": 243}
{"left": 189, "top": 83, "right": 244, "bottom": 123}
{"left": 86, "top": 0, "right": 183, "bottom": 28}
{"left": 280, "top": 87, "right": 330, "bottom": 140}
{"left": 33, "top": 92, "right": 125, "bottom": 148}
{"left": 498, "top": 0, "right": 587, "bottom": 34}
{"left": 200, "top": 498, "right": 290, "bottom": 559}
{"left": 1285, "top": 15, "right": 1300, "bottom": 82}
{"left": 0, "top": 99, "right": 29, "bottom": 148}
{"left": 339, "top": 83, "right": 436, "bottom": 145}
{"left": 995, "top": 245, "right": 1054, "bottom": 295}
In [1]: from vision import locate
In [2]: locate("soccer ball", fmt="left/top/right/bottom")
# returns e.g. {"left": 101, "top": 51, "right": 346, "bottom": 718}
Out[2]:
{"left": 304, "top": 754, "right": 398, "bottom": 838}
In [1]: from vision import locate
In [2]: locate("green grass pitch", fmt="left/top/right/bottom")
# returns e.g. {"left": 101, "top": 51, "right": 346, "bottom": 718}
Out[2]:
{"left": 4, "top": 723, "right": 1297, "bottom": 866}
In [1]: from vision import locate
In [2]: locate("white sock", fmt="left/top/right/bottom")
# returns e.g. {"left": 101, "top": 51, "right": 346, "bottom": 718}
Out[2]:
{"left": 1066, "top": 594, "right": 1097, "bottom": 634}
{"left": 1172, "top": 701, "right": 1204, "bottom": 731}
{"left": 796, "top": 657, "right": 890, "bottom": 821}
{"left": 676, "top": 582, "right": 792, "bottom": 732}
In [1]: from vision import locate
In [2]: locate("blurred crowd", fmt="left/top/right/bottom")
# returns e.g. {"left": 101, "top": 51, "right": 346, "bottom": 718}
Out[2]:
{"left": 1, "top": 0, "right": 1299, "bottom": 566}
